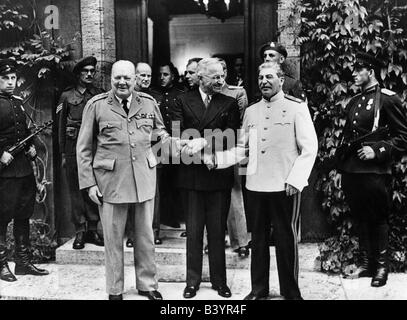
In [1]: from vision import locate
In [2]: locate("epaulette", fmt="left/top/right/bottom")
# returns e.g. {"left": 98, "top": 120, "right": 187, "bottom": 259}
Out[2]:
{"left": 284, "top": 94, "right": 303, "bottom": 103}
{"left": 87, "top": 92, "right": 109, "bottom": 104}
{"left": 138, "top": 91, "right": 155, "bottom": 101}
{"left": 63, "top": 85, "right": 75, "bottom": 91}
{"left": 381, "top": 88, "right": 396, "bottom": 96}
{"left": 12, "top": 95, "right": 23, "bottom": 101}
{"left": 227, "top": 85, "right": 244, "bottom": 90}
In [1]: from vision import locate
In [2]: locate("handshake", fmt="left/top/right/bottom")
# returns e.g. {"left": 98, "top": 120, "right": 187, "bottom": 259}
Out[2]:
{"left": 174, "top": 138, "right": 216, "bottom": 170}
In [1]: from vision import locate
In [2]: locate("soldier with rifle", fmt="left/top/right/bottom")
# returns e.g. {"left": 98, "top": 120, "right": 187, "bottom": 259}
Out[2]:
{"left": 337, "top": 52, "right": 407, "bottom": 287}
{"left": 0, "top": 59, "right": 49, "bottom": 282}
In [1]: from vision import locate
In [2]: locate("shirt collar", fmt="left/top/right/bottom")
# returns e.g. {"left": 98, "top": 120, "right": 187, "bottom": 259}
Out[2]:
{"left": 115, "top": 93, "right": 132, "bottom": 105}
{"left": 199, "top": 87, "right": 211, "bottom": 103}
{"left": 262, "top": 90, "right": 284, "bottom": 104}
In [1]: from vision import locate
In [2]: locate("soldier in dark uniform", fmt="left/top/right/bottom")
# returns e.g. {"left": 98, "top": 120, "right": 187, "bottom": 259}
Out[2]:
{"left": 57, "top": 56, "right": 104, "bottom": 250}
{"left": 154, "top": 62, "right": 185, "bottom": 242}
{"left": 259, "top": 41, "right": 306, "bottom": 101}
{"left": 339, "top": 52, "right": 407, "bottom": 287}
{"left": 0, "top": 59, "right": 49, "bottom": 282}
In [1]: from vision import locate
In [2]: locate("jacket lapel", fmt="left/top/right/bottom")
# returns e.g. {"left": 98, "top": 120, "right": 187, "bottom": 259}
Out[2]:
{"left": 198, "top": 93, "right": 226, "bottom": 130}
{"left": 186, "top": 90, "right": 206, "bottom": 123}
{"left": 107, "top": 91, "right": 127, "bottom": 118}
{"left": 128, "top": 92, "right": 144, "bottom": 119}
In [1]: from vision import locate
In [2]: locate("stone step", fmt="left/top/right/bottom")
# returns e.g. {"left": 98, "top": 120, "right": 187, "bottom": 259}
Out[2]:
{"left": 56, "top": 228, "right": 320, "bottom": 282}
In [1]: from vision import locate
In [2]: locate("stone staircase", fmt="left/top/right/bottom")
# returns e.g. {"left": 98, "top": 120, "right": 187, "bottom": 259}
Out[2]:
{"left": 55, "top": 226, "right": 320, "bottom": 282}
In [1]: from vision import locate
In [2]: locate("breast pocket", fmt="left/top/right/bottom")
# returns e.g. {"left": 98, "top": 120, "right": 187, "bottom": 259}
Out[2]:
{"left": 67, "top": 98, "right": 85, "bottom": 120}
{"left": 99, "top": 121, "right": 123, "bottom": 144}
{"left": 135, "top": 119, "right": 154, "bottom": 135}
{"left": 270, "top": 118, "right": 294, "bottom": 149}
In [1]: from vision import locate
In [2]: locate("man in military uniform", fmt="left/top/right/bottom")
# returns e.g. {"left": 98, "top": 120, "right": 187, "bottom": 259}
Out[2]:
{"left": 77, "top": 60, "right": 184, "bottom": 300}
{"left": 134, "top": 62, "right": 162, "bottom": 102}
{"left": 57, "top": 56, "right": 104, "bottom": 250}
{"left": 338, "top": 52, "right": 407, "bottom": 287}
{"left": 259, "top": 41, "right": 306, "bottom": 101}
{"left": 205, "top": 62, "right": 318, "bottom": 300}
{"left": 0, "top": 59, "right": 49, "bottom": 282}
{"left": 153, "top": 62, "right": 185, "bottom": 241}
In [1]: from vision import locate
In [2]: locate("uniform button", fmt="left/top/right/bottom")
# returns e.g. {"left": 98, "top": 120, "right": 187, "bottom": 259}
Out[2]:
{"left": 131, "top": 143, "right": 136, "bottom": 148}
{"left": 129, "top": 131, "right": 134, "bottom": 135}
{"left": 264, "top": 127, "right": 268, "bottom": 130}
{"left": 355, "top": 113, "right": 358, "bottom": 116}
{"left": 362, "top": 96, "right": 365, "bottom": 100}
{"left": 262, "top": 138, "right": 266, "bottom": 142}
{"left": 358, "top": 104, "right": 361, "bottom": 107}
{"left": 266, "top": 117, "right": 270, "bottom": 120}
{"left": 132, "top": 156, "right": 136, "bottom": 161}
{"left": 261, "top": 150, "right": 266, "bottom": 154}
{"left": 353, "top": 120, "right": 357, "bottom": 124}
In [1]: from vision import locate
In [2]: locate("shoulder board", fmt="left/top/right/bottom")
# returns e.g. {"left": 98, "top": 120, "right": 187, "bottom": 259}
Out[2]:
{"left": 63, "top": 85, "right": 75, "bottom": 91}
{"left": 87, "top": 92, "right": 109, "bottom": 104}
{"left": 138, "top": 91, "right": 155, "bottom": 101}
{"left": 227, "top": 85, "right": 243, "bottom": 90}
{"left": 12, "top": 95, "right": 23, "bottom": 101}
{"left": 284, "top": 94, "right": 303, "bottom": 103}
{"left": 381, "top": 88, "right": 396, "bottom": 96}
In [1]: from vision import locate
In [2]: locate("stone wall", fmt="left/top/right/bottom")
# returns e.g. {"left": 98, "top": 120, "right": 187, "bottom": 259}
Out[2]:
{"left": 80, "top": 0, "right": 116, "bottom": 90}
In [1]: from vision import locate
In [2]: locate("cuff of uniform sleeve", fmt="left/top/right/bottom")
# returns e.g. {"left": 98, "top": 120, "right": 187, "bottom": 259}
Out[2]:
{"left": 371, "top": 142, "right": 391, "bottom": 163}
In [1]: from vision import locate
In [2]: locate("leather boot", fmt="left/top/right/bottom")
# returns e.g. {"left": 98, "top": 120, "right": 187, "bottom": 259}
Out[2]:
{"left": 0, "top": 246, "right": 17, "bottom": 282}
{"left": 356, "top": 224, "right": 374, "bottom": 278}
{"left": 371, "top": 224, "right": 389, "bottom": 287}
{"left": 14, "top": 244, "right": 49, "bottom": 276}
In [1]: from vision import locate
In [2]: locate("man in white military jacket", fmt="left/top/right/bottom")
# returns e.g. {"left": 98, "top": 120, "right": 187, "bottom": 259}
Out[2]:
{"left": 204, "top": 62, "right": 318, "bottom": 300}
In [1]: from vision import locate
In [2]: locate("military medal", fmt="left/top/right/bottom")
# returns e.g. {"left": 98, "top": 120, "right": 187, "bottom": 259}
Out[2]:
{"left": 366, "top": 98, "right": 373, "bottom": 110}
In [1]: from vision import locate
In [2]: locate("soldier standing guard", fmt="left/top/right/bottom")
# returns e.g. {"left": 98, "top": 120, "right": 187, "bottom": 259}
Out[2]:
{"left": 339, "top": 52, "right": 407, "bottom": 287}
{"left": 57, "top": 56, "right": 105, "bottom": 250}
{"left": 0, "top": 59, "right": 49, "bottom": 282}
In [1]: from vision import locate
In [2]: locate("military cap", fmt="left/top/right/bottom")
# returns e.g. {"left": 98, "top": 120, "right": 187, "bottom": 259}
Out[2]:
{"left": 0, "top": 59, "right": 17, "bottom": 76}
{"left": 259, "top": 41, "right": 288, "bottom": 59}
{"left": 73, "top": 56, "right": 97, "bottom": 75}
{"left": 355, "top": 52, "right": 384, "bottom": 70}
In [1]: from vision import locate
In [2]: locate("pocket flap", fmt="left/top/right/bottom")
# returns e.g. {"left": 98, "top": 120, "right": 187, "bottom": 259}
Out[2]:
{"left": 99, "top": 121, "right": 122, "bottom": 131}
{"left": 146, "top": 153, "right": 157, "bottom": 168}
{"left": 136, "top": 119, "right": 154, "bottom": 128}
{"left": 93, "top": 158, "right": 116, "bottom": 171}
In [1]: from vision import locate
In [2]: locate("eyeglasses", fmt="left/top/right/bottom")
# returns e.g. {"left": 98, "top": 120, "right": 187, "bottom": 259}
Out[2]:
{"left": 202, "top": 74, "right": 225, "bottom": 81}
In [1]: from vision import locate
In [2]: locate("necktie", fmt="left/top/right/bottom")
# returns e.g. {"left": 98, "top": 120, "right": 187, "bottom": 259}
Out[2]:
{"left": 204, "top": 95, "right": 211, "bottom": 108}
{"left": 122, "top": 99, "right": 129, "bottom": 114}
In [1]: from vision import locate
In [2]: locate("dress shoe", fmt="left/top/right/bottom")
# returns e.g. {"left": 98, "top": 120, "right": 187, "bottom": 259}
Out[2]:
{"left": 284, "top": 295, "right": 304, "bottom": 300}
{"left": 212, "top": 285, "right": 232, "bottom": 298}
{"left": 73, "top": 231, "right": 85, "bottom": 250}
{"left": 180, "top": 231, "right": 187, "bottom": 237}
{"left": 109, "top": 294, "right": 123, "bottom": 300}
{"left": 138, "top": 290, "right": 163, "bottom": 300}
{"left": 183, "top": 285, "right": 199, "bottom": 298}
{"left": 86, "top": 230, "right": 104, "bottom": 246}
{"left": 243, "top": 292, "right": 268, "bottom": 300}
{"left": 126, "top": 238, "right": 133, "bottom": 248}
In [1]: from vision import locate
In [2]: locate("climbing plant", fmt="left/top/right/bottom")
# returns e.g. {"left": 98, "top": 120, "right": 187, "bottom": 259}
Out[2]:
{"left": 286, "top": 0, "right": 407, "bottom": 273}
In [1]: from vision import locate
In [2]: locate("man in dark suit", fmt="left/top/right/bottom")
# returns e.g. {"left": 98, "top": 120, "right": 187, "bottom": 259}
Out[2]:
{"left": 172, "top": 58, "right": 240, "bottom": 298}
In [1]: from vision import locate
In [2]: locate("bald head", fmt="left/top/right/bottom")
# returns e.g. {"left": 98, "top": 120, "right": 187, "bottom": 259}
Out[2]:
{"left": 135, "top": 62, "right": 152, "bottom": 90}
{"left": 111, "top": 60, "right": 136, "bottom": 99}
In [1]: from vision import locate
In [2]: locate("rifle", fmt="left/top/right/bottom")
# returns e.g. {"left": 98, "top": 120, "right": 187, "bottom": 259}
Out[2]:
{"left": 319, "top": 126, "right": 390, "bottom": 172}
{"left": 0, "top": 120, "right": 53, "bottom": 171}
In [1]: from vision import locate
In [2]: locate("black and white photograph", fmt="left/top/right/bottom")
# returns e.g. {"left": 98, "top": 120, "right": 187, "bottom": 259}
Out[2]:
{"left": 1, "top": 0, "right": 407, "bottom": 306}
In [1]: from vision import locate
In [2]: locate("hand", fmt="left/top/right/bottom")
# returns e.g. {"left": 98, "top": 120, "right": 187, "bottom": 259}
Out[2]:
{"left": 175, "top": 139, "right": 189, "bottom": 155}
{"left": 26, "top": 145, "right": 37, "bottom": 160}
{"left": 357, "top": 146, "right": 375, "bottom": 160}
{"left": 285, "top": 184, "right": 299, "bottom": 196}
{"left": 88, "top": 185, "right": 103, "bottom": 205}
{"left": 0, "top": 152, "right": 14, "bottom": 166}
{"left": 182, "top": 138, "right": 208, "bottom": 156}
{"left": 202, "top": 152, "right": 215, "bottom": 170}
